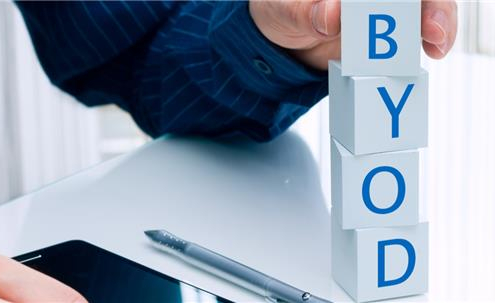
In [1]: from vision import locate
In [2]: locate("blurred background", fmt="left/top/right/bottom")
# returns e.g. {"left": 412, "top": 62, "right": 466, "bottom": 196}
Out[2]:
{"left": 0, "top": 1, "right": 150, "bottom": 204}
{"left": 0, "top": 2, "right": 491, "bottom": 204}
{"left": 1, "top": 1, "right": 495, "bottom": 300}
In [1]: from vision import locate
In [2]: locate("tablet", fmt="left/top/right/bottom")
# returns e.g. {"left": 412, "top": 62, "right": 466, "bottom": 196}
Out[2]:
{"left": 14, "top": 240, "right": 233, "bottom": 303}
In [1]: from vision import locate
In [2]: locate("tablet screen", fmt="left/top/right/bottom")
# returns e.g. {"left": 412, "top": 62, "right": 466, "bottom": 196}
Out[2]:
{"left": 14, "top": 240, "right": 232, "bottom": 303}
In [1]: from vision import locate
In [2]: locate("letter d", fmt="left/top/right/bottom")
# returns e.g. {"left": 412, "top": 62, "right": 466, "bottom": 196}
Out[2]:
{"left": 378, "top": 239, "right": 416, "bottom": 287}
{"left": 369, "top": 14, "right": 398, "bottom": 59}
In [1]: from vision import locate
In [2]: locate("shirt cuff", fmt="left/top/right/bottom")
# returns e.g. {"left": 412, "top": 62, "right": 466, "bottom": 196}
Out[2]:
{"left": 208, "top": 1, "right": 326, "bottom": 100}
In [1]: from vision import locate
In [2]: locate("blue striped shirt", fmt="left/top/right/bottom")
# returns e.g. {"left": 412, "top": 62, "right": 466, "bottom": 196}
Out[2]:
{"left": 16, "top": 1, "right": 327, "bottom": 142}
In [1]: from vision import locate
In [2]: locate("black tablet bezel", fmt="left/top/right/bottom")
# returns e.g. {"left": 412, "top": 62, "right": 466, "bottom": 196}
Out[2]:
{"left": 14, "top": 240, "right": 233, "bottom": 303}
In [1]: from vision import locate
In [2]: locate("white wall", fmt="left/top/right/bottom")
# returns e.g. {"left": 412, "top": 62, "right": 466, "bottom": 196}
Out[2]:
{"left": 0, "top": 2, "right": 100, "bottom": 203}
{"left": 0, "top": 2, "right": 151, "bottom": 204}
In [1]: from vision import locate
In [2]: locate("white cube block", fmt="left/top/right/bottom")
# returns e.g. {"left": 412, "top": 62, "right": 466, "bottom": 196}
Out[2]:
{"left": 329, "top": 61, "right": 428, "bottom": 155}
{"left": 331, "top": 138, "right": 418, "bottom": 229}
{"left": 332, "top": 213, "right": 428, "bottom": 302}
{"left": 341, "top": 0, "right": 421, "bottom": 76}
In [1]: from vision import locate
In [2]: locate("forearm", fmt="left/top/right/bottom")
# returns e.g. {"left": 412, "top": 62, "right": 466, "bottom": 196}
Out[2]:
{"left": 132, "top": 1, "right": 327, "bottom": 141}
{"left": 17, "top": 1, "right": 328, "bottom": 142}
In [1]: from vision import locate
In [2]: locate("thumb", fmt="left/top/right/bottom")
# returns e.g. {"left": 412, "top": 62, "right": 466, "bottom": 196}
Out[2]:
{"left": 0, "top": 256, "right": 88, "bottom": 303}
{"left": 250, "top": 0, "right": 341, "bottom": 50}
{"left": 311, "top": 0, "right": 341, "bottom": 39}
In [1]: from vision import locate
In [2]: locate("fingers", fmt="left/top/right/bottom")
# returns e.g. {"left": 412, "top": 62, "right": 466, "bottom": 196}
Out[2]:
{"left": 249, "top": 0, "right": 341, "bottom": 50}
{"left": 0, "top": 255, "right": 87, "bottom": 303}
{"left": 421, "top": 0, "right": 458, "bottom": 59}
{"left": 283, "top": 0, "right": 341, "bottom": 41}
{"left": 311, "top": 0, "right": 341, "bottom": 39}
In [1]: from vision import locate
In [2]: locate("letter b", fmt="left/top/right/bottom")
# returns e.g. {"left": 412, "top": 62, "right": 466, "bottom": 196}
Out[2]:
{"left": 369, "top": 14, "right": 398, "bottom": 59}
{"left": 341, "top": 1, "right": 421, "bottom": 75}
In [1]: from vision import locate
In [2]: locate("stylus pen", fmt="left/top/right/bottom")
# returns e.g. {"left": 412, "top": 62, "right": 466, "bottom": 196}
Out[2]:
{"left": 144, "top": 230, "right": 332, "bottom": 303}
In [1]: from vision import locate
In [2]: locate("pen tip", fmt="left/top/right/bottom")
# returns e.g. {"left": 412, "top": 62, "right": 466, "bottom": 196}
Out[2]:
{"left": 144, "top": 230, "right": 158, "bottom": 238}
{"left": 143, "top": 230, "right": 187, "bottom": 252}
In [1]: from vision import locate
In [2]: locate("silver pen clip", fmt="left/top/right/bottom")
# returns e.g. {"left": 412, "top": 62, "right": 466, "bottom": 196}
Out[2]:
{"left": 266, "top": 291, "right": 313, "bottom": 303}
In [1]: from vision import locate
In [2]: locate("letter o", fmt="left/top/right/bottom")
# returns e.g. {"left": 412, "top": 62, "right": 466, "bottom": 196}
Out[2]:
{"left": 362, "top": 166, "right": 405, "bottom": 214}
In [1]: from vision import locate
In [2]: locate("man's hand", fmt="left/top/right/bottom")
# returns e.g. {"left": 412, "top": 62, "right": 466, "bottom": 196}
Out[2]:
{"left": 0, "top": 255, "right": 87, "bottom": 303}
{"left": 249, "top": 0, "right": 457, "bottom": 70}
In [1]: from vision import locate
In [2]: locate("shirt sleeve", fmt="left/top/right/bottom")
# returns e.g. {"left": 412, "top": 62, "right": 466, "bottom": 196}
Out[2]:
{"left": 16, "top": 1, "right": 328, "bottom": 142}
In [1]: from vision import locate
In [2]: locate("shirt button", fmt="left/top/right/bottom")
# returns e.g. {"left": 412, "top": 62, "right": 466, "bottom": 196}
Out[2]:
{"left": 253, "top": 58, "right": 272, "bottom": 75}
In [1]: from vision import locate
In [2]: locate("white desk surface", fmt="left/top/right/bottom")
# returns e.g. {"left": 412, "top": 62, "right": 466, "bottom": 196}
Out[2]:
{"left": 2, "top": 54, "right": 495, "bottom": 302}
{"left": 0, "top": 133, "right": 341, "bottom": 302}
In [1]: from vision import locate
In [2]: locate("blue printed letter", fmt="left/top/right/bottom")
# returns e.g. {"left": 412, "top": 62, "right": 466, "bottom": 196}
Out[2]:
{"left": 378, "top": 239, "right": 416, "bottom": 287}
{"left": 362, "top": 166, "right": 406, "bottom": 214}
{"left": 377, "top": 83, "right": 415, "bottom": 138}
{"left": 369, "top": 14, "right": 398, "bottom": 59}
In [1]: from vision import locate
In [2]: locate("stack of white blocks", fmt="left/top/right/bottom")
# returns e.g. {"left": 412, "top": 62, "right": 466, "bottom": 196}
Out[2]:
{"left": 330, "top": 0, "right": 428, "bottom": 302}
